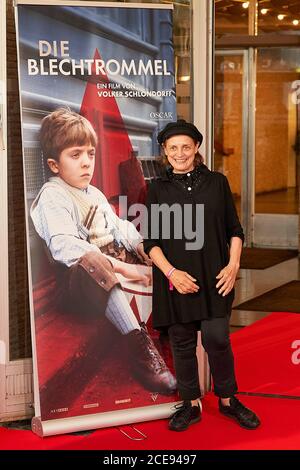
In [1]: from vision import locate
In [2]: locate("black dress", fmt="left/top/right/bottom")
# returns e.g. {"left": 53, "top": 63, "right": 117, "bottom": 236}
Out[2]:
{"left": 143, "top": 163, "right": 244, "bottom": 330}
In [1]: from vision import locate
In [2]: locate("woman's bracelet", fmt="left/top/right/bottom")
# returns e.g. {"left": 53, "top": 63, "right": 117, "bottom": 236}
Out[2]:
{"left": 166, "top": 267, "right": 176, "bottom": 279}
{"left": 166, "top": 267, "right": 176, "bottom": 291}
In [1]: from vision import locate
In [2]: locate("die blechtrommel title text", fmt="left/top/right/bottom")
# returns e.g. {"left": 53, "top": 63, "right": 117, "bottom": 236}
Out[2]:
{"left": 27, "top": 41, "right": 171, "bottom": 76}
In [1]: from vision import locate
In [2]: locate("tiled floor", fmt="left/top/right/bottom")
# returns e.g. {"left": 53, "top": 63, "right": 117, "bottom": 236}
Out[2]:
{"left": 230, "top": 256, "right": 300, "bottom": 332}
{"left": 234, "top": 187, "right": 298, "bottom": 216}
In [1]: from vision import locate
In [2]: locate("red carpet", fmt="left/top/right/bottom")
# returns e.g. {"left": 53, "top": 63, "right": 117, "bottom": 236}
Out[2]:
{"left": 1, "top": 312, "right": 300, "bottom": 450}
{"left": 1, "top": 394, "right": 300, "bottom": 450}
{"left": 231, "top": 312, "right": 300, "bottom": 396}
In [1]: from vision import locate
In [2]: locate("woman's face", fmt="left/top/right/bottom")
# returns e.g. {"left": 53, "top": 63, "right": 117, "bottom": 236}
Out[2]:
{"left": 163, "top": 134, "right": 199, "bottom": 174}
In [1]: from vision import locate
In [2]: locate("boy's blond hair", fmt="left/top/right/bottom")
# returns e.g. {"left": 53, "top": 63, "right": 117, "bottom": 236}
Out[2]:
{"left": 40, "top": 108, "right": 98, "bottom": 162}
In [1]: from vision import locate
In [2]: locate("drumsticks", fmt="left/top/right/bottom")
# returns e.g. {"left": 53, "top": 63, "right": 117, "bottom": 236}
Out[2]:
{"left": 84, "top": 205, "right": 98, "bottom": 229}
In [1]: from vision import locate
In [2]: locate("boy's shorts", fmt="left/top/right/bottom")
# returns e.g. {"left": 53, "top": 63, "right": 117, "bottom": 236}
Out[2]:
{"left": 57, "top": 246, "right": 142, "bottom": 315}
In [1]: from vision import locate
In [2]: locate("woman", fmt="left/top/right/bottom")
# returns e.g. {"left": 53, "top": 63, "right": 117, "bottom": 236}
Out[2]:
{"left": 143, "top": 119, "right": 260, "bottom": 432}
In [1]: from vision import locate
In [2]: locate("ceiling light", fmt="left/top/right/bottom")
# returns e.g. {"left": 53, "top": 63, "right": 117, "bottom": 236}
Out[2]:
{"left": 261, "top": 9, "right": 268, "bottom": 15}
{"left": 277, "top": 14, "right": 285, "bottom": 21}
{"left": 293, "top": 19, "right": 299, "bottom": 26}
{"left": 242, "top": 2, "right": 249, "bottom": 9}
{"left": 179, "top": 76, "right": 190, "bottom": 82}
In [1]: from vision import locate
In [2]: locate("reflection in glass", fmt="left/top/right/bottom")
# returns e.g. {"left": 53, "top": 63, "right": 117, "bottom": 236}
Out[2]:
{"left": 214, "top": 54, "right": 244, "bottom": 218}
{"left": 258, "top": 1, "right": 300, "bottom": 35}
{"left": 215, "top": 0, "right": 249, "bottom": 37}
{"left": 255, "top": 48, "right": 299, "bottom": 214}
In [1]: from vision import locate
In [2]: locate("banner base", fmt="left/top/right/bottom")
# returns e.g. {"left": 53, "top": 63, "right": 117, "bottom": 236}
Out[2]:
{"left": 31, "top": 402, "right": 179, "bottom": 437}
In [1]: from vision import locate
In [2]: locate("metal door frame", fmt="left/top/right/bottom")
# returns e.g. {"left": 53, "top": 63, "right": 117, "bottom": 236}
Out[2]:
{"left": 193, "top": 0, "right": 214, "bottom": 395}
{"left": 215, "top": 49, "right": 253, "bottom": 246}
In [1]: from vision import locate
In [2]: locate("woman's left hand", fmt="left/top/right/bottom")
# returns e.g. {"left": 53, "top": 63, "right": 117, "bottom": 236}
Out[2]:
{"left": 216, "top": 262, "right": 239, "bottom": 296}
{"left": 136, "top": 242, "right": 152, "bottom": 266}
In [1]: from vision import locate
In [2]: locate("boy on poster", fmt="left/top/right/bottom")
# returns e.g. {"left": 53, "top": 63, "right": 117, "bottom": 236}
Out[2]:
{"left": 30, "top": 107, "right": 176, "bottom": 396}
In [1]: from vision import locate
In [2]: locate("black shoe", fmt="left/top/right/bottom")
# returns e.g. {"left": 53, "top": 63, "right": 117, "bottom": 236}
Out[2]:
{"left": 219, "top": 396, "right": 261, "bottom": 430}
{"left": 169, "top": 400, "right": 202, "bottom": 432}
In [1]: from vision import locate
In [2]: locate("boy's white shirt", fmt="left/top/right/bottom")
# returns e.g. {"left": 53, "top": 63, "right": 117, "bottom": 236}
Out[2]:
{"left": 30, "top": 178, "right": 143, "bottom": 267}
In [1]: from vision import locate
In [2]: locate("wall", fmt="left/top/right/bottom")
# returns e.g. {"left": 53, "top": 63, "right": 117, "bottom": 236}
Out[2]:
{"left": 6, "top": 0, "right": 31, "bottom": 361}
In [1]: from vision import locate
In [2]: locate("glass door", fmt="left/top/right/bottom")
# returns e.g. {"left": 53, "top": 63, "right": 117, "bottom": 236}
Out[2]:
{"left": 254, "top": 47, "right": 299, "bottom": 249}
{"left": 215, "top": 47, "right": 299, "bottom": 250}
{"left": 214, "top": 50, "right": 250, "bottom": 241}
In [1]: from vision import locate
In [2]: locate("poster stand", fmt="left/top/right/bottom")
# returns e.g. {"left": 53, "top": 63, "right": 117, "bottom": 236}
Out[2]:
{"left": 31, "top": 403, "right": 178, "bottom": 437}
{"left": 15, "top": 0, "right": 181, "bottom": 437}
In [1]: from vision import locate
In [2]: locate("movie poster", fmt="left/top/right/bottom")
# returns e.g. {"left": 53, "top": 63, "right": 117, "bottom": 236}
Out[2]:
{"left": 15, "top": 0, "right": 178, "bottom": 428}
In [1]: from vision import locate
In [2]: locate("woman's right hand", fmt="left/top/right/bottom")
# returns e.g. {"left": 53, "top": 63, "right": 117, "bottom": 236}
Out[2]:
{"left": 169, "top": 269, "right": 199, "bottom": 294}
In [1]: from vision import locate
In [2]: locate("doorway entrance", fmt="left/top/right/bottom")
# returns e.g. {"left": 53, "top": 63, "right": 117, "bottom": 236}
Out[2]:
{"left": 214, "top": 48, "right": 299, "bottom": 249}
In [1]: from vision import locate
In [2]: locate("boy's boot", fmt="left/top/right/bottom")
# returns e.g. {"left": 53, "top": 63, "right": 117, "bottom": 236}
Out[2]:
{"left": 126, "top": 323, "right": 177, "bottom": 395}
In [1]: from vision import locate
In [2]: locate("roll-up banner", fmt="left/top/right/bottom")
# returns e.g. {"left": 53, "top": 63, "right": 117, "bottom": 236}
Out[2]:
{"left": 15, "top": 0, "right": 178, "bottom": 437}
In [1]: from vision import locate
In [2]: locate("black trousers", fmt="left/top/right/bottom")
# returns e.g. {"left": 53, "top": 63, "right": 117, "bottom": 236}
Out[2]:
{"left": 168, "top": 317, "right": 238, "bottom": 400}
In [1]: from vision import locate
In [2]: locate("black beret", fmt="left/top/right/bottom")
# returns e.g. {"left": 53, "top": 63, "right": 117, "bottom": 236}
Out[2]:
{"left": 157, "top": 119, "right": 203, "bottom": 146}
